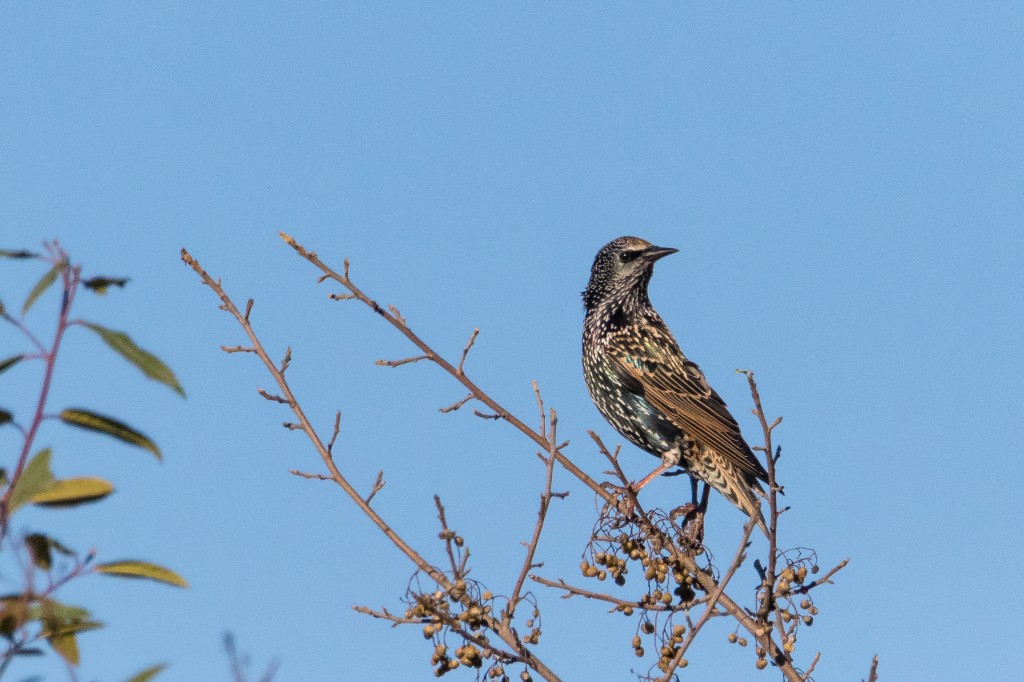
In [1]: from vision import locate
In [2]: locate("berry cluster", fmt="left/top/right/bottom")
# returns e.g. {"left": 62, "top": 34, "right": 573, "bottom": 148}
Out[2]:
{"left": 579, "top": 511, "right": 714, "bottom": 677}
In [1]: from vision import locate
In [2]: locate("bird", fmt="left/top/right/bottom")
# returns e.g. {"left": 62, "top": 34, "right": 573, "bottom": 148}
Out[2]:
{"left": 582, "top": 236, "right": 769, "bottom": 536}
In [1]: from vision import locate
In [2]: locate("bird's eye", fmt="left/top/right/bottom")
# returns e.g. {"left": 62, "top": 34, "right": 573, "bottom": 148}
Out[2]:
{"left": 619, "top": 250, "right": 638, "bottom": 262}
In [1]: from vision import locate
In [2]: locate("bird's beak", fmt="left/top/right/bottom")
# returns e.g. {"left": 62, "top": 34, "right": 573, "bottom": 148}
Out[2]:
{"left": 641, "top": 246, "right": 679, "bottom": 262}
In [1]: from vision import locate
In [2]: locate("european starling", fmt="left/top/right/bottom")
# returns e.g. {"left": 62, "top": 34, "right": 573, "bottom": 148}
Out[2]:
{"left": 582, "top": 236, "right": 769, "bottom": 535}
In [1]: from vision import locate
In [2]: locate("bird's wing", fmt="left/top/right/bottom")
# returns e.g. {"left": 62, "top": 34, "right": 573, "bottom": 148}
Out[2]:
{"left": 607, "top": 328, "right": 768, "bottom": 482}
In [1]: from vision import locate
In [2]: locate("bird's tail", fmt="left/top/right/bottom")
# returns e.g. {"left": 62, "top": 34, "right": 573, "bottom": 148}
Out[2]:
{"left": 693, "top": 448, "right": 769, "bottom": 537}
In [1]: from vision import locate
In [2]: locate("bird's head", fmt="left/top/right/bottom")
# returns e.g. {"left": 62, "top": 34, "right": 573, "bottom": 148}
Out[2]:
{"left": 582, "top": 236, "right": 678, "bottom": 311}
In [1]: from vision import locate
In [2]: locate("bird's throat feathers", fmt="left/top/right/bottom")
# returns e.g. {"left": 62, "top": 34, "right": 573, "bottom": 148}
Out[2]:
{"left": 586, "top": 286, "right": 653, "bottom": 333}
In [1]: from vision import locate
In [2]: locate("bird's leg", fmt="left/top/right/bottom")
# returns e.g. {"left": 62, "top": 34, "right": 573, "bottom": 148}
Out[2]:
{"left": 669, "top": 480, "right": 710, "bottom": 548}
{"left": 631, "top": 445, "right": 683, "bottom": 494}
{"left": 686, "top": 484, "right": 711, "bottom": 547}
{"left": 697, "top": 482, "right": 710, "bottom": 513}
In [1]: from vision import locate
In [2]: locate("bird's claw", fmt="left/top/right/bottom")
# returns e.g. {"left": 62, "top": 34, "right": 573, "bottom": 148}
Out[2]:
{"left": 600, "top": 481, "right": 641, "bottom": 519}
{"left": 670, "top": 503, "right": 705, "bottom": 548}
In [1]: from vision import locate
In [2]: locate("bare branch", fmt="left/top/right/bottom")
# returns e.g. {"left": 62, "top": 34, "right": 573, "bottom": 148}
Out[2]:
{"left": 277, "top": 232, "right": 606, "bottom": 502}
{"left": 791, "top": 558, "right": 850, "bottom": 596}
{"left": 863, "top": 655, "right": 879, "bottom": 682}
{"left": 257, "top": 388, "right": 289, "bottom": 404}
{"left": 457, "top": 327, "right": 480, "bottom": 375}
{"left": 290, "top": 469, "right": 333, "bottom": 481}
{"left": 376, "top": 354, "right": 430, "bottom": 368}
{"left": 508, "top": 410, "right": 561, "bottom": 618}
{"left": 221, "top": 345, "right": 256, "bottom": 353}
{"left": 532, "top": 380, "right": 546, "bottom": 439}
{"left": 473, "top": 410, "right": 502, "bottom": 420}
{"left": 353, "top": 605, "right": 421, "bottom": 625}
{"left": 800, "top": 652, "right": 822, "bottom": 681}
{"left": 364, "top": 470, "right": 386, "bottom": 504}
{"left": 439, "top": 393, "right": 474, "bottom": 413}
{"left": 327, "top": 411, "right": 341, "bottom": 454}
{"left": 188, "top": 241, "right": 565, "bottom": 682}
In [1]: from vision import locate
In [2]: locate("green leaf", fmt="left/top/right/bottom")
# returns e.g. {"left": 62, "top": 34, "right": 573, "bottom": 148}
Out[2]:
{"left": 82, "top": 276, "right": 130, "bottom": 294}
{"left": 22, "top": 263, "right": 62, "bottom": 317}
{"left": 95, "top": 560, "right": 188, "bottom": 588}
{"left": 37, "top": 599, "right": 101, "bottom": 667}
{"left": 9, "top": 449, "right": 56, "bottom": 512}
{"left": 82, "top": 323, "right": 184, "bottom": 397}
{"left": 47, "top": 631, "right": 79, "bottom": 665}
{"left": 31, "top": 601, "right": 90, "bottom": 624}
{"left": 124, "top": 663, "right": 168, "bottom": 682}
{"left": 42, "top": 620, "right": 103, "bottom": 637}
{"left": 59, "top": 409, "right": 162, "bottom": 460}
{"left": 0, "top": 249, "right": 39, "bottom": 259}
{"left": 32, "top": 477, "right": 114, "bottom": 507}
{"left": 24, "top": 534, "right": 52, "bottom": 570}
{"left": 0, "top": 354, "right": 24, "bottom": 375}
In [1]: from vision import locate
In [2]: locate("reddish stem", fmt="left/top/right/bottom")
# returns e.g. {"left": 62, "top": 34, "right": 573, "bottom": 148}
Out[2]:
{"left": 0, "top": 249, "right": 79, "bottom": 543}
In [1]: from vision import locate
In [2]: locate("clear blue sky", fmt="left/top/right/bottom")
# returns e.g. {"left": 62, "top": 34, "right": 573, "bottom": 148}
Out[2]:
{"left": 2, "top": 3, "right": 1022, "bottom": 681}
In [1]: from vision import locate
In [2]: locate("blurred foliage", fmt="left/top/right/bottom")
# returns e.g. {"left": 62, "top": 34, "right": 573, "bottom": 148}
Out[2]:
{"left": 0, "top": 243, "right": 186, "bottom": 679}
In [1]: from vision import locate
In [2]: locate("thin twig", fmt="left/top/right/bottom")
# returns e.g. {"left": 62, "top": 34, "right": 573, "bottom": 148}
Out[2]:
{"left": 439, "top": 393, "right": 474, "bottom": 413}
{"left": 741, "top": 370, "right": 789, "bottom": 666}
{"left": 864, "top": 655, "right": 879, "bottom": 682}
{"left": 434, "top": 496, "right": 462, "bottom": 577}
{"left": 365, "top": 470, "right": 386, "bottom": 504}
{"left": 528, "top": 575, "right": 708, "bottom": 612}
{"left": 791, "top": 558, "right": 850, "bottom": 596}
{"left": 376, "top": 354, "right": 429, "bottom": 367}
{"left": 473, "top": 410, "right": 502, "bottom": 420}
{"left": 289, "top": 469, "right": 333, "bottom": 481}
{"left": 532, "top": 381, "right": 546, "bottom": 439}
{"left": 257, "top": 388, "right": 289, "bottom": 403}
{"left": 457, "top": 327, "right": 480, "bottom": 375}
{"left": 508, "top": 410, "right": 560, "bottom": 618}
{"left": 327, "top": 412, "right": 342, "bottom": 454}
{"left": 800, "top": 652, "right": 822, "bottom": 681}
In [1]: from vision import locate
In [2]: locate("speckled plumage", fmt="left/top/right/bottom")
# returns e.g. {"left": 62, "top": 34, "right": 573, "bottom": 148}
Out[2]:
{"left": 582, "top": 236, "right": 769, "bottom": 535}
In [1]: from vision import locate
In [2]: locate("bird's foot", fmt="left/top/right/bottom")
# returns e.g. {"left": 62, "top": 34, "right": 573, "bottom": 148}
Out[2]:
{"left": 670, "top": 503, "right": 705, "bottom": 549}
{"left": 600, "top": 481, "right": 642, "bottom": 520}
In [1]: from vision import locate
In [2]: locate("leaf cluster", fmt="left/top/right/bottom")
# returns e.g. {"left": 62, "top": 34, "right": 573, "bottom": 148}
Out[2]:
{"left": 0, "top": 244, "right": 186, "bottom": 680}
